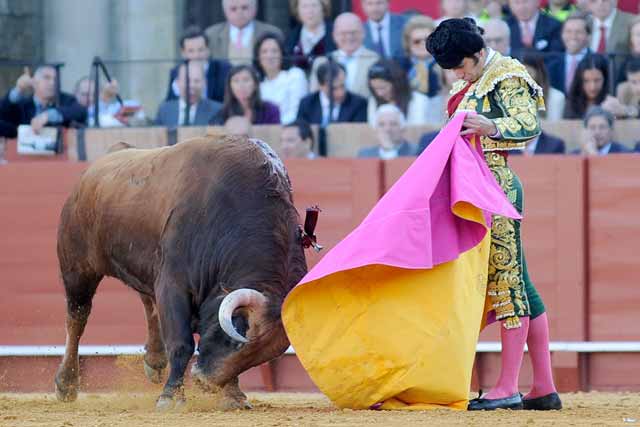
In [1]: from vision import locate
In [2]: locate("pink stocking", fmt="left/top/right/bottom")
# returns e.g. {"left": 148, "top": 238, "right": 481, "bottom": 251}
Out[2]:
{"left": 524, "top": 313, "right": 557, "bottom": 399}
{"left": 484, "top": 316, "right": 530, "bottom": 399}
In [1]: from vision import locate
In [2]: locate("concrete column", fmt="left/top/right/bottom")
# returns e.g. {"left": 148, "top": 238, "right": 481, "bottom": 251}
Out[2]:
{"left": 43, "top": 0, "right": 111, "bottom": 94}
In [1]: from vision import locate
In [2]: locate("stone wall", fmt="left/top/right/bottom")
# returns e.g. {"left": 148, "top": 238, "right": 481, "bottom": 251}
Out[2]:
{"left": 0, "top": 0, "right": 43, "bottom": 94}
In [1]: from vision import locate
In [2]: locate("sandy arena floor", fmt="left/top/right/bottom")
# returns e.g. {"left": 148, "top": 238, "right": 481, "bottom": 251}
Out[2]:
{"left": 1, "top": 392, "right": 639, "bottom": 427}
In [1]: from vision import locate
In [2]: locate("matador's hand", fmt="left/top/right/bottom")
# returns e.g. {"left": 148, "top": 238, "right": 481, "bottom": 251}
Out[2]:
{"left": 460, "top": 114, "right": 498, "bottom": 137}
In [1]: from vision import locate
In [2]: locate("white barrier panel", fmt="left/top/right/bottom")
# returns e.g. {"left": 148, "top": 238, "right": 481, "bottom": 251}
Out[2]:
{"left": 2, "top": 342, "right": 640, "bottom": 357}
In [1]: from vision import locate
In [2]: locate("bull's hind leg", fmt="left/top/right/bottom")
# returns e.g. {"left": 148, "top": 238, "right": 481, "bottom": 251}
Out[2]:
{"left": 139, "top": 293, "right": 168, "bottom": 384}
{"left": 54, "top": 271, "right": 102, "bottom": 402}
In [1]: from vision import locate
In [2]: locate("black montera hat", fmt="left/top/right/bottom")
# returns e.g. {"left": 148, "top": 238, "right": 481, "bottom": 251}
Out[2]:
{"left": 426, "top": 18, "right": 485, "bottom": 70}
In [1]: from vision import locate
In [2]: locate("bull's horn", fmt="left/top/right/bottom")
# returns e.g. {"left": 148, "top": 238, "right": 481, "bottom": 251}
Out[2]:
{"left": 218, "top": 289, "right": 267, "bottom": 343}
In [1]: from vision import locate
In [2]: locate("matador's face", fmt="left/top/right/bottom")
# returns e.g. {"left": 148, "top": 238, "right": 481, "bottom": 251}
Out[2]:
{"left": 451, "top": 49, "right": 487, "bottom": 83}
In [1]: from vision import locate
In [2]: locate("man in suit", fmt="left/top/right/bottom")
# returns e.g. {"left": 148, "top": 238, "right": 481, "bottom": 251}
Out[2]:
{"left": 358, "top": 103, "right": 416, "bottom": 159}
{"left": 506, "top": 0, "right": 564, "bottom": 57}
{"left": 281, "top": 119, "right": 316, "bottom": 159}
{"left": 0, "top": 65, "right": 86, "bottom": 138}
{"left": 205, "top": 0, "right": 283, "bottom": 65}
{"left": 155, "top": 62, "right": 222, "bottom": 128}
{"left": 166, "top": 26, "right": 230, "bottom": 103}
{"left": 361, "top": 0, "right": 407, "bottom": 59}
{"left": 297, "top": 61, "right": 368, "bottom": 125}
{"left": 515, "top": 132, "right": 567, "bottom": 154}
{"left": 546, "top": 12, "right": 592, "bottom": 93}
{"left": 588, "top": 0, "right": 635, "bottom": 57}
{"left": 309, "top": 12, "right": 380, "bottom": 98}
{"left": 572, "top": 106, "right": 632, "bottom": 154}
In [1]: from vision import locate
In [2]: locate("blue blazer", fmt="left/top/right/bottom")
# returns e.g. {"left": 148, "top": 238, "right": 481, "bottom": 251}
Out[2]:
{"left": 506, "top": 13, "right": 563, "bottom": 58}
{"left": 363, "top": 13, "right": 407, "bottom": 59}
{"left": 296, "top": 91, "right": 368, "bottom": 125}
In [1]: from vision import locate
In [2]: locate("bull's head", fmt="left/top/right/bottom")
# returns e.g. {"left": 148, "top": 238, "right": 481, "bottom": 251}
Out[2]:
{"left": 217, "top": 288, "right": 266, "bottom": 343}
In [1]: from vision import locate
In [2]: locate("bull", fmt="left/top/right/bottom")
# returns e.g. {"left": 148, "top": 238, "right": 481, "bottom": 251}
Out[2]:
{"left": 54, "top": 136, "right": 310, "bottom": 410}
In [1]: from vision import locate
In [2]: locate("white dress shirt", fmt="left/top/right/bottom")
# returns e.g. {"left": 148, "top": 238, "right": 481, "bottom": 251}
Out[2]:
{"left": 367, "top": 12, "right": 391, "bottom": 57}
{"left": 319, "top": 91, "right": 341, "bottom": 125}
{"left": 334, "top": 46, "right": 364, "bottom": 92}
{"left": 518, "top": 12, "right": 539, "bottom": 45}
{"left": 590, "top": 10, "right": 617, "bottom": 52}
{"left": 229, "top": 21, "right": 255, "bottom": 48}
{"left": 178, "top": 99, "right": 197, "bottom": 125}
{"left": 260, "top": 67, "right": 309, "bottom": 124}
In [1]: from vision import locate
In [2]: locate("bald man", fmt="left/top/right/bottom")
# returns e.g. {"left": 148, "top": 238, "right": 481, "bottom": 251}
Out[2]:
{"left": 483, "top": 18, "right": 511, "bottom": 56}
{"left": 205, "top": 0, "right": 283, "bottom": 64}
{"left": 309, "top": 12, "right": 380, "bottom": 97}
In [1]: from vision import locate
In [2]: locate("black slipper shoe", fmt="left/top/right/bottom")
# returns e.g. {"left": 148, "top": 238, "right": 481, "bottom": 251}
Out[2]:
{"left": 522, "top": 392, "right": 562, "bottom": 410}
{"left": 467, "top": 393, "right": 523, "bottom": 411}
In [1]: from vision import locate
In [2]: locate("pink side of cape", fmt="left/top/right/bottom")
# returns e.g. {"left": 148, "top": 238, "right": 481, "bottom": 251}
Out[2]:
{"left": 297, "top": 112, "right": 521, "bottom": 286}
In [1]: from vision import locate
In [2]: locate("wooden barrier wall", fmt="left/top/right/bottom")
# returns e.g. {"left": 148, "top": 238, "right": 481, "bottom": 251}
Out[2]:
{"left": 22, "top": 119, "right": 639, "bottom": 163}
{"left": 1, "top": 134, "right": 640, "bottom": 392}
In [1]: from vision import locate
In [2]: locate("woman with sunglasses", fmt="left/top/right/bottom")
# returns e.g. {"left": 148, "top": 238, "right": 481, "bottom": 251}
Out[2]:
{"left": 397, "top": 15, "right": 443, "bottom": 100}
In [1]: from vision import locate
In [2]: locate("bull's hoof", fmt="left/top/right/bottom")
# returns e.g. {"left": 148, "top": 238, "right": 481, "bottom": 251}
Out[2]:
{"left": 155, "top": 394, "right": 187, "bottom": 411}
{"left": 211, "top": 395, "right": 252, "bottom": 411}
{"left": 143, "top": 359, "right": 164, "bottom": 384}
{"left": 54, "top": 378, "right": 78, "bottom": 403}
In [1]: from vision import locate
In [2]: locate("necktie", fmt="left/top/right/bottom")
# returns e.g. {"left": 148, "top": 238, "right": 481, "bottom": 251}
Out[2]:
{"left": 376, "top": 23, "right": 386, "bottom": 57}
{"left": 236, "top": 28, "right": 244, "bottom": 48}
{"left": 597, "top": 25, "right": 607, "bottom": 53}
{"left": 566, "top": 55, "right": 578, "bottom": 92}
{"left": 412, "top": 61, "right": 429, "bottom": 94}
{"left": 522, "top": 21, "right": 533, "bottom": 47}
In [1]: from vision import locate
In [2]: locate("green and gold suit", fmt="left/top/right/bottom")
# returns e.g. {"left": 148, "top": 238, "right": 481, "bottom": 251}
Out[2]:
{"left": 450, "top": 51, "right": 546, "bottom": 329}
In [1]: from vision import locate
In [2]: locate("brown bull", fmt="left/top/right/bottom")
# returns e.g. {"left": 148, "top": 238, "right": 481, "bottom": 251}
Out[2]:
{"left": 54, "top": 135, "right": 308, "bottom": 410}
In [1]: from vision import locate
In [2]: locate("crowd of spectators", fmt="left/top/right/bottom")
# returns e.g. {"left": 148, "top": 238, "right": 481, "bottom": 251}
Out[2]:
{"left": 1, "top": 0, "right": 639, "bottom": 160}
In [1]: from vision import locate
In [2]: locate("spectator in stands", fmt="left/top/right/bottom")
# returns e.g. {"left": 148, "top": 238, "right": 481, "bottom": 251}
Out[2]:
{"left": 254, "top": 33, "right": 308, "bottom": 124}
{"left": 573, "top": 106, "right": 632, "bottom": 154}
{"left": 616, "top": 16, "right": 640, "bottom": 85}
{"left": 398, "top": 15, "right": 442, "bottom": 98}
{"left": 361, "top": 0, "right": 407, "bottom": 59}
{"left": 603, "top": 57, "right": 640, "bottom": 118}
{"left": 309, "top": 12, "right": 379, "bottom": 98}
{"left": 483, "top": 18, "right": 512, "bottom": 55}
{"left": 505, "top": 0, "right": 564, "bottom": 57}
{"left": 214, "top": 64, "right": 280, "bottom": 125}
{"left": 296, "top": 61, "right": 368, "bottom": 125}
{"left": 166, "top": 26, "right": 230, "bottom": 103}
{"left": 206, "top": 0, "right": 283, "bottom": 65}
{"left": 587, "top": 0, "right": 635, "bottom": 57}
{"left": 522, "top": 54, "right": 565, "bottom": 121}
{"left": 285, "top": 0, "right": 335, "bottom": 72}
{"left": 564, "top": 54, "right": 614, "bottom": 119}
{"left": 224, "top": 115, "right": 253, "bottom": 136}
{"left": 367, "top": 59, "right": 444, "bottom": 126}
{"left": 437, "top": 0, "right": 472, "bottom": 24}
{"left": 0, "top": 65, "right": 86, "bottom": 137}
{"left": 74, "top": 77, "right": 146, "bottom": 127}
{"left": 358, "top": 104, "right": 416, "bottom": 158}
{"left": 280, "top": 119, "right": 316, "bottom": 159}
{"left": 155, "top": 62, "right": 222, "bottom": 128}
{"left": 547, "top": 12, "right": 592, "bottom": 94}
{"left": 542, "top": 0, "right": 576, "bottom": 22}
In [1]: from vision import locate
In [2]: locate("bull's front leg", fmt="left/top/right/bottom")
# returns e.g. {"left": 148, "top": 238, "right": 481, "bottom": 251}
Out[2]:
{"left": 155, "top": 279, "right": 195, "bottom": 411}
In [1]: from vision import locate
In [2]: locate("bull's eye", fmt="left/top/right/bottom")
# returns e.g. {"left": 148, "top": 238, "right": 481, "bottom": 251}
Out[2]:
{"left": 231, "top": 314, "right": 249, "bottom": 340}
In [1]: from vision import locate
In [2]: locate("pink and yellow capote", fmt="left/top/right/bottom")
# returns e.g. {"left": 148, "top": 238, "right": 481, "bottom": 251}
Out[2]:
{"left": 282, "top": 112, "right": 521, "bottom": 410}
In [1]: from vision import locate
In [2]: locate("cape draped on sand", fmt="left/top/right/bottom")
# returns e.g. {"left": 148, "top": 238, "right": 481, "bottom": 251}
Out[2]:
{"left": 282, "top": 112, "right": 521, "bottom": 410}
